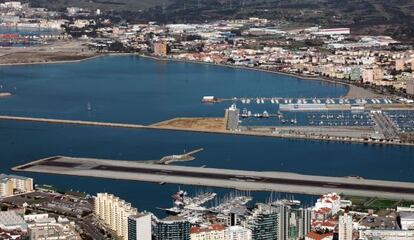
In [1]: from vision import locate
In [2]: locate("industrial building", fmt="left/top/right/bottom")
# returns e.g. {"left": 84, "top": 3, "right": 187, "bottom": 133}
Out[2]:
{"left": 26, "top": 213, "right": 80, "bottom": 240}
{"left": 0, "top": 211, "right": 27, "bottom": 232}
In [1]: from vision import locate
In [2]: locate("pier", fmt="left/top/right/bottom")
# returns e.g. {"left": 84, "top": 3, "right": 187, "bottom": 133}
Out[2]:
{"left": 12, "top": 156, "right": 414, "bottom": 200}
{"left": 0, "top": 115, "right": 146, "bottom": 129}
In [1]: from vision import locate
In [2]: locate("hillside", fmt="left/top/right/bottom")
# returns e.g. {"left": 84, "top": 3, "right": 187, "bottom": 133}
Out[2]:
{"left": 22, "top": 0, "right": 414, "bottom": 40}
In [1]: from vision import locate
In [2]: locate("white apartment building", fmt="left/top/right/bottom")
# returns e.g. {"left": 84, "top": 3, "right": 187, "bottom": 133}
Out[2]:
{"left": 94, "top": 192, "right": 138, "bottom": 240}
{"left": 0, "top": 174, "right": 33, "bottom": 198}
{"left": 338, "top": 213, "right": 353, "bottom": 240}
{"left": 225, "top": 226, "right": 252, "bottom": 240}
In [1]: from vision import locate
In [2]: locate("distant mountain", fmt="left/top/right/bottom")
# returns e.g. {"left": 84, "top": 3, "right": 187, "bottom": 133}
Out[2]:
{"left": 24, "top": 0, "right": 169, "bottom": 11}
{"left": 23, "top": 0, "right": 414, "bottom": 41}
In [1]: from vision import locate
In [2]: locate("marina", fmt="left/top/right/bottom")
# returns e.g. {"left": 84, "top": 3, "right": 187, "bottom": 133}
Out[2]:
{"left": 1, "top": 56, "right": 414, "bottom": 213}
{"left": 158, "top": 190, "right": 252, "bottom": 224}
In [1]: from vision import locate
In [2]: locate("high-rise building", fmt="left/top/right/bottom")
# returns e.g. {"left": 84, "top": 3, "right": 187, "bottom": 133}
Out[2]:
{"left": 153, "top": 42, "right": 168, "bottom": 56}
{"left": 373, "top": 67, "right": 384, "bottom": 81}
{"left": 247, "top": 204, "right": 278, "bottom": 240}
{"left": 271, "top": 200, "right": 310, "bottom": 240}
{"left": 127, "top": 214, "right": 152, "bottom": 240}
{"left": 94, "top": 193, "right": 138, "bottom": 240}
{"left": 338, "top": 213, "right": 353, "bottom": 240}
{"left": 155, "top": 216, "right": 190, "bottom": 240}
{"left": 277, "top": 204, "right": 289, "bottom": 240}
{"left": 298, "top": 207, "right": 312, "bottom": 239}
{"left": 362, "top": 69, "right": 374, "bottom": 83}
{"left": 406, "top": 80, "right": 414, "bottom": 96}
{"left": 395, "top": 59, "right": 405, "bottom": 71}
{"left": 0, "top": 174, "right": 33, "bottom": 197}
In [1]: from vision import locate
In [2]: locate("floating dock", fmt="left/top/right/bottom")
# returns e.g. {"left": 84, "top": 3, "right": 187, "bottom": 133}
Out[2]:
{"left": 12, "top": 156, "right": 414, "bottom": 200}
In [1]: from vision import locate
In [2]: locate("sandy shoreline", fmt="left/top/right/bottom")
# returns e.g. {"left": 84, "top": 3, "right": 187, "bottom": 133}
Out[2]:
{"left": 0, "top": 92, "right": 12, "bottom": 98}
{"left": 0, "top": 47, "right": 381, "bottom": 98}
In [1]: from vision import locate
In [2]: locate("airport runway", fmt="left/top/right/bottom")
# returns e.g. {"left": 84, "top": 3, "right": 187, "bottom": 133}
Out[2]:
{"left": 13, "top": 156, "right": 414, "bottom": 200}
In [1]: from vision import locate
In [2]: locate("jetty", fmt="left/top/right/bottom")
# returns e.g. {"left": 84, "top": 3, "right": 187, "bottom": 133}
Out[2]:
{"left": 1, "top": 115, "right": 413, "bottom": 147}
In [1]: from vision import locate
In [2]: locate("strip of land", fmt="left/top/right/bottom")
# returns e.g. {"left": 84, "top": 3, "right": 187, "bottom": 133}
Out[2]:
{"left": 0, "top": 40, "right": 99, "bottom": 66}
{"left": 12, "top": 156, "right": 414, "bottom": 200}
{"left": 0, "top": 92, "right": 12, "bottom": 98}
{"left": 0, "top": 115, "right": 413, "bottom": 146}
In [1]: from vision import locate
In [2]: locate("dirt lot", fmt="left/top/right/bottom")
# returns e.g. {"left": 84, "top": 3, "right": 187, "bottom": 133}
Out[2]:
{"left": 0, "top": 40, "right": 99, "bottom": 65}
{"left": 152, "top": 117, "right": 226, "bottom": 131}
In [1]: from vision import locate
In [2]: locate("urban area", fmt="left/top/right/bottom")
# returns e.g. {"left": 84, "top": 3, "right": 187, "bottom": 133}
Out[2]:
{"left": 2, "top": 174, "right": 414, "bottom": 240}
{"left": 0, "top": 1, "right": 414, "bottom": 97}
{"left": 2, "top": 1, "right": 414, "bottom": 240}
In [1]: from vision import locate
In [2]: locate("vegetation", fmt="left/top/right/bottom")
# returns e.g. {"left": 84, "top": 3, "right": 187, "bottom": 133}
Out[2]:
{"left": 343, "top": 195, "right": 414, "bottom": 211}
{"left": 23, "top": 0, "right": 414, "bottom": 41}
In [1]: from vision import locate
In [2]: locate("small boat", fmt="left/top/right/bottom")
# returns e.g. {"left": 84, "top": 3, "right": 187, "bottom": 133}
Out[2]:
{"left": 263, "top": 111, "right": 269, "bottom": 118}
{"left": 241, "top": 108, "right": 248, "bottom": 118}
{"left": 87, "top": 102, "right": 92, "bottom": 111}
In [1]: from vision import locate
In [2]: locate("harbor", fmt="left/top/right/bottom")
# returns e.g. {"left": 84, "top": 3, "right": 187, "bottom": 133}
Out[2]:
{"left": 1, "top": 94, "right": 414, "bottom": 146}
{"left": 12, "top": 156, "right": 414, "bottom": 201}
{"left": 1, "top": 55, "right": 414, "bottom": 215}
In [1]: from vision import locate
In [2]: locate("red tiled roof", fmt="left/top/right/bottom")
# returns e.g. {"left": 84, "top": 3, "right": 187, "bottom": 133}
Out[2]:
{"left": 191, "top": 224, "right": 225, "bottom": 234}
{"left": 306, "top": 231, "right": 334, "bottom": 240}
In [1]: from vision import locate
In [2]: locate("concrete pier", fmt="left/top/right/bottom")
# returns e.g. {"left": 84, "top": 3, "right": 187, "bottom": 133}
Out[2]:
{"left": 1, "top": 115, "right": 413, "bottom": 146}
{"left": 0, "top": 115, "right": 146, "bottom": 129}
{"left": 12, "top": 156, "right": 414, "bottom": 200}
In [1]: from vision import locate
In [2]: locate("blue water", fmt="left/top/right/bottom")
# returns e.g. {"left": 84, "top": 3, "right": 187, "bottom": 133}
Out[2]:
{"left": 0, "top": 56, "right": 413, "bottom": 214}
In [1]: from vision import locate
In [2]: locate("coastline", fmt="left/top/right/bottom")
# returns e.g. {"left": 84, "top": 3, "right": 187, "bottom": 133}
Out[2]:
{"left": 0, "top": 50, "right": 381, "bottom": 98}
{"left": 0, "top": 92, "right": 12, "bottom": 98}
{"left": 138, "top": 54, "right": 382, "bottom": 99}
{"left": 0, "top": 54, "right": 103, "bottom": 67}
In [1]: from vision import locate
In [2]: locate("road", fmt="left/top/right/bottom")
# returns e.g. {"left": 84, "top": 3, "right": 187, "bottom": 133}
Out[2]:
{"left": 371, "top": 111, "right": 399, "bottom": 139}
